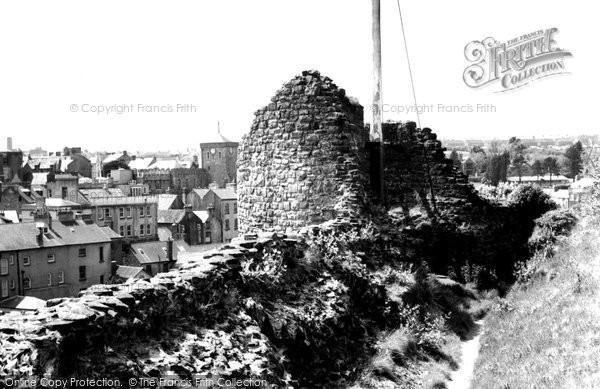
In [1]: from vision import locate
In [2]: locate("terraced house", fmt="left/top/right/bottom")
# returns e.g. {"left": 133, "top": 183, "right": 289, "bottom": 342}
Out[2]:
{"left": 0, "top": 210, "right": 114, "bottom": 300}
{"left": 86, "top": 196, "right": 158, "bottom": 243}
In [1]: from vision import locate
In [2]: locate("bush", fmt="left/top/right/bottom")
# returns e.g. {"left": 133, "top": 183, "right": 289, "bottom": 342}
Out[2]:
{"left": 528, "top": 209, "right": 578, "bottom": 252}
{"left": 508, "top": 184, "right": 557, "bottom": 218}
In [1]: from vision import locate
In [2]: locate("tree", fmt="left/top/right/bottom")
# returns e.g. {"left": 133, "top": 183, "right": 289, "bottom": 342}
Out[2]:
{"left": 508, "top": 137, "right": 527, "bottom": 181}
{"left": 470, "top": 147, "right": 487, "bottom": 176}
{"left": 543, "top": 156, "right": 560, "bottom": 184}
{"left": 531, "top": 160, "right": 544, "bottom": 178}
{"left": 449, "top": 149, "right": 461, "bottom": 169}
{"left": 485, "top": 151, "right": 511, "bottom": 186}
{"left": 564, "top": 141, "right": 583, "bottom": 179}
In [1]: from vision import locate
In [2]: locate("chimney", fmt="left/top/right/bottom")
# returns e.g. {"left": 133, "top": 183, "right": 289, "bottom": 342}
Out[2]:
{"left": 166, "top": 237, "right": 174, "bottom": 261}
{"left": 57, "top": 209, "right": 75, "bottom": 223}
{"left": 184, "top": 204, "right": 193, "bottom": 245}
{"left": 171, "top": 223, "right": 179, "bottom": 240}
{"left": 7, "top": 137, "right": 12, "bottom": 151}
{"left": 226, "top": 182, "right": 236, "bottom": 192}
{"left": 35, "top": 197, "right": 45, "bottom": 210}
{"left": 36, "top": 223, "right": 44, "bottom": 246}
{"left": 209, "top": 182, "right": 219, "bottom": 190}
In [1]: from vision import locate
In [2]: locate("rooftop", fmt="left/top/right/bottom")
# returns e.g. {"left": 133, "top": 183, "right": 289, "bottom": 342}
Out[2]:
{"left": 115, "top": 265, "right": 150, "bottom": 279}
{"left": 158, "top": 209, "right": 186, "bottom": 224}
{"left": 0, "top": 220, "right": 112, "bottom": 252}
{"left": 211, "top": 188, "right": 237, "bottom": 200}
{"left": 131, "top": 241, "right": 176, "bottom": 264}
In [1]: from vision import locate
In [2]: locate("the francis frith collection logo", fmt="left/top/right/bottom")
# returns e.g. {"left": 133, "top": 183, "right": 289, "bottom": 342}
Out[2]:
{"left": 463, "top": 28, "right": 572, "bottom": 92}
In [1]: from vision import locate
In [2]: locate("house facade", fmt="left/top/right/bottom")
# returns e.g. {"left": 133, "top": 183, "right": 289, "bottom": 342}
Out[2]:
{"left": 87, "top": 197, "right": 159, "bottom": 243}
{"left": 0, "top": 211, "right": 113, "bottom": 301}
{"left": 46, "top": 173, "right": 80, "bottom": 203}
{"left": 186, "top": 187, "right": 238, "bottom": 243}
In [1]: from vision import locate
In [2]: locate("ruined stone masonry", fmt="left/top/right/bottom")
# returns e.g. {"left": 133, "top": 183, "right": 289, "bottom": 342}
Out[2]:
{"left": 237, "top": 70, "right": 369, "bottom": 233}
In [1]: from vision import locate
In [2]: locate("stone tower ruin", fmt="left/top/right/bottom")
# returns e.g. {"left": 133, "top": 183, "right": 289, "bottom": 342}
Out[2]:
{"left": 237, "top": 70, "right": 369, "bottom": 232}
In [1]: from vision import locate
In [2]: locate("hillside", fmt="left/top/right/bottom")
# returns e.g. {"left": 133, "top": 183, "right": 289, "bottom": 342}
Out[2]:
{"left": 472, "top": 204, "right": 600, "bottom": 387}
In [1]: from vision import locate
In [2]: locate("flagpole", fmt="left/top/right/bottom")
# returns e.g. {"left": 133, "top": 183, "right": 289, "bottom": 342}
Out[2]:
{"left": 372, "top": 0, "right": 385, "bottom": 203}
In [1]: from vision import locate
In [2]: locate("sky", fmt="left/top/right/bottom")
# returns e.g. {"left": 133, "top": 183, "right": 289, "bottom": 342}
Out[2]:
{"left": 0, "top": 1, "right": 598, "bottom": 153}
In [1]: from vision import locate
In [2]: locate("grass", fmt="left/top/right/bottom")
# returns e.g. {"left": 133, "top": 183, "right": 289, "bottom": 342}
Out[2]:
{"left": 472, "top": 223, "right": 600, "bottom": 388}
{"left": 350, "top": 269, "right": 491, "bottom": 389}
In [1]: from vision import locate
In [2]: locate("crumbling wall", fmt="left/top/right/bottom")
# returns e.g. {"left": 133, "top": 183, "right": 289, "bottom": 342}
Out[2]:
{"left": 0, "top": 224, "right": 392, "bottom": 388}
{"left": 237, "top": 70, "right": 369, "bottom": 233}
{"left": 383, "top": 121, "right": 482, "bottom": 218}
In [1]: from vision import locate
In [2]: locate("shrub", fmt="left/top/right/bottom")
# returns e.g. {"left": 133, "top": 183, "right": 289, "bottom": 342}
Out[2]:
{"left": 508, "top": 184, "right": 557, "bottom": 218}
{"left": 528, "top": 209, "right": 578, "bottom": 252}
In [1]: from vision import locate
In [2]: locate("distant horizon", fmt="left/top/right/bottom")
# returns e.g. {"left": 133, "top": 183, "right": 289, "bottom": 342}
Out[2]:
{"left": 1, "top": 1, "right": 599, "bottom": 151}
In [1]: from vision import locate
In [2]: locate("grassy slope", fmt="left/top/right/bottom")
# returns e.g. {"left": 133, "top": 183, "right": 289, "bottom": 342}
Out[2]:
{"left": 472, "top": 224, "right": 600, "bottom": 388}
{"left": 350, "top": 272, "right": 492, "bottom": 389}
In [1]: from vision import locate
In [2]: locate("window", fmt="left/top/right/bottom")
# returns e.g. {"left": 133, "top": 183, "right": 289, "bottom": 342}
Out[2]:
{"left": 23, "top": 256, "right": 30, "bottom": 266}
{"left": 61, "top": 187, "right": 68, "bottom": 199}
{"left": 47, "top": 254, "right": 55, "bottom": 263}
{"left": 10, "top": 279, "right": 15, "bottom": 290}
{"left": 234, "top": 219, "right": 238, "bottom": 230}
{"left": 140, "top": 206, "right": 144, "bottom": 217}
{"left": 119, "top": 207, "right": 125, "bottom": 219}
{"left": 105, "top": 208, "right": 110, "bottom": 219}
{"left": 234, "top": 203, "right": 237, "bottom": 214}
{"left": 100, "top": 275, "right": 105, "bottom": 284}
{"left": 146, "top": 206, "right": 151, "bottom": 216}
{"left": 47, "top": 273, "right": 52, "bottom": 286}
{"left": 119, "top": 226, "right": 124, "bottom": 236}
{"left": 225, "top": 203, "right": 230, "bottom": 215}
{"left": 225, "top": 219, "right": 230, "bottom": 231}
{"left": 48, "top": 189, "right": 52, "bottom": 197}
{"left": 218, "top": 152, "right": 222, "bottom": 159}
{"left": 205, "top": 231, "right": 211, "bottom": 243}
{"left": 99, "top": 247, "right": 104, "bottom": 262}
{"left": 1, "top": 280, "right": 7, "bottom": 297}
{"left": 9, "top": 255, "right": 14, "bottom": 265}
{"left": 0, "top": 258, "right": 8, "bottom": 275}
{"left": 140, "top": 224, "right": 145, "bottom": 236}
{"left": 126, "top": 207, "right": 132, "bottom": 218}
{"left": 97, "top": 208, "right": 103, "bottom": 220}
{"left": 178, "top": 225, "right": 185, "bottom": 234}
{"left": 147, "top": 224, "right": 151, "bottom": 235}
{"left": 24, "top": 277, "right": 31, "bottom": 289}
{"left": 205, "top": 222, "right": 211, "bottom": 231}
{"left": 79, "top": 266, "right": 86, "bottom": 281}
{"left": 58, "top": 271, "right": 64, "bottom": 284}
{"left": 127, "top": 225, "right": 132, "bottom": 236}
{"left": 78, "top": 248, "right": 86, "bottom": 257}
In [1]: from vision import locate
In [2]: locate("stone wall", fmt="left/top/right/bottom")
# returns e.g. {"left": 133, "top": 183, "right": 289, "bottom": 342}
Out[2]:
{"left": 0, "top": 233, "right": 305, "bottom": 385}
{"left": 237, "top": 70, "right": 369, "bottom": 233}
{"left": 383, "top": 121, "right": 482, "bottom": 219}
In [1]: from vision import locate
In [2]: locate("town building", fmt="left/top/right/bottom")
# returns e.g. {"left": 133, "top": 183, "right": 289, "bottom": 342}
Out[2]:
{"left": 125, "top": 239, "right": 176, "bottom": 276}
{"left": 137, "top": 169, "right": 171, "bottom": 193}
{"left": 199, "top": 133, "right": 238, "bottom": 187}
{"left": 0, "top": 150, "right": 24, "bottom": 184}
{"left": 157, "top": 206, "right": 214, "bottom": 245}
{"left": 186, "top": 186, "right": 238, "bottom": 243}
{"left": 46, "top": 173, "right": 80, "bottom": 203}
{"left": 507, "top": 174, "right": 571, "bottom": 188}
{"left": 0, "top": 210, "right": 113, "bottom": 301}
{"left": 86, "top": 196, "right": 159, "bottom": 244}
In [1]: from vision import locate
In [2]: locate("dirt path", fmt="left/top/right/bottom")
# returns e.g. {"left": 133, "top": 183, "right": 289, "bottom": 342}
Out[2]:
{"left": 446, "top": 320, "right": 484, "bottom": 389}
